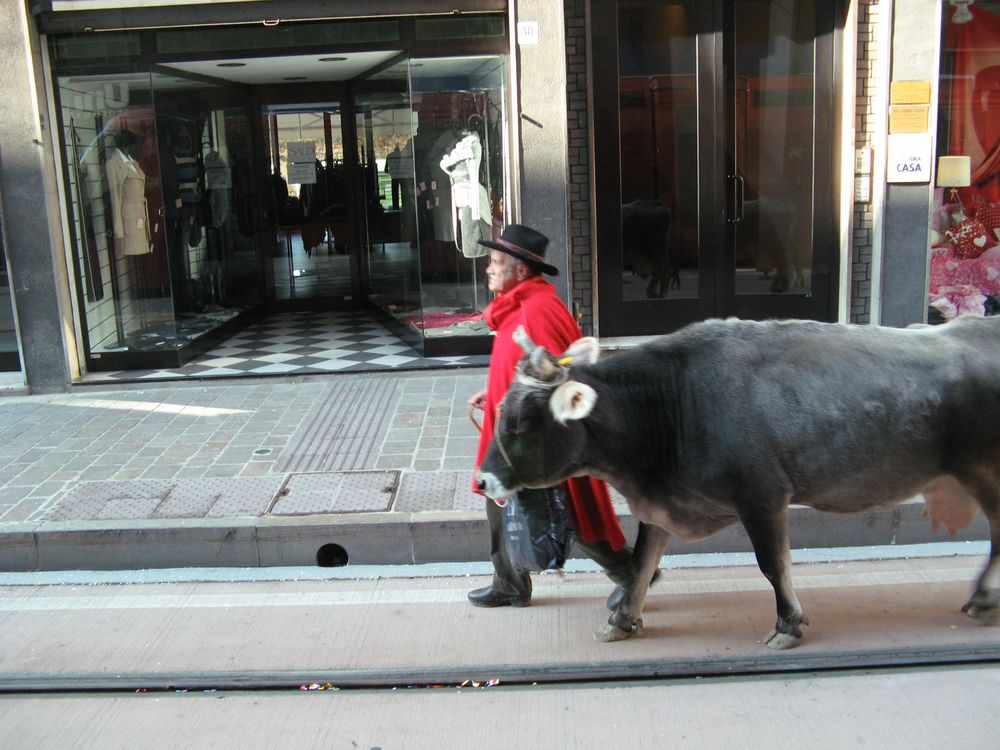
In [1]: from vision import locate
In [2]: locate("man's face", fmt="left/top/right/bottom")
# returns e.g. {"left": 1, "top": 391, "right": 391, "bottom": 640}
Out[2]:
{"left": 486, "top": 250, "right": 526, "bottom": 293}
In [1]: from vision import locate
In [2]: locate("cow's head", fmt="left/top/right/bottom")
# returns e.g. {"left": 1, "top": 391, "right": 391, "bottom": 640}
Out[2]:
{"left": 476, "top": 326, "right": 601, "bottom": 501}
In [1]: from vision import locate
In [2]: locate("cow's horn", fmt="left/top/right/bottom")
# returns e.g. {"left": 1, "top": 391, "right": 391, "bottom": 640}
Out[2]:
{"left": 530, "top": 346, "right": 561, "bottom": 381}
{"left": 513, "top": 325, "right": 537, "bottom": 354}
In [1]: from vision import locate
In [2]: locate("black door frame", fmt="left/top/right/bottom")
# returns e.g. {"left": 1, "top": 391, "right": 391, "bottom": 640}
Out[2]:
{"left": 592, "top": 0, "right": 844, "bottom": 337}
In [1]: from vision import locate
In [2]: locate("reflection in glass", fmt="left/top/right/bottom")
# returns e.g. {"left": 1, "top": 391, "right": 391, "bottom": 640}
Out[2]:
{"left": 618, "top": 1, "right": 698, "bottom": 301}
{"left": 355, "top": 67, "right": 422, "bottom": 342}
{"left": 408, "top": 55, "right": 507, "bottom": 341}
{"left": 732, "top": 0, "right": 815, "bottom": 295}
{"left": 58, "top": 71, "right": 176, "bottom": 356}
{"left": 57, "top": 70, "right": 263, "bottom": 366}
{"left": 360, "top": 56, "right": 508, "bottom": 350}
{"left": 153, "top": 71, "right": 262, "bottom": 322}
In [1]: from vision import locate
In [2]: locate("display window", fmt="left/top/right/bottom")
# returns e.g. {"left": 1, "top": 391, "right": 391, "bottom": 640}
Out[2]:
{"left": 931, "top": 1, "right": 1000, "bottom": 322}
{"left": 57, "top": 71, "right": 262, "bottom": 368}
{"left": 359, "top": 55, "right": 509, "bottom": 354}
{"left": 48, "top": 15, "right": 510, "bottom": 370}
{"left": 409, "top": 55, "right": 508, "bottom": 348}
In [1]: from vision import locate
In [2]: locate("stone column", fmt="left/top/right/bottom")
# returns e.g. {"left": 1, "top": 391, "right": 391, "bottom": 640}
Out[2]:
{"left": 0, "top": 1, "right": 75, "bottom": 391}
{"left": 514, "top": 0, "right": 572, "bottom": 301}
{"left": 879, "top": 0, "right": 940, "bottom": 327}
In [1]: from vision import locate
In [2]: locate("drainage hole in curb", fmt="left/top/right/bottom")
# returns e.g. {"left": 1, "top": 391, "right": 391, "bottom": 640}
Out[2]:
{"left": 316, "top": 543, "right": 349, "bottom": 568}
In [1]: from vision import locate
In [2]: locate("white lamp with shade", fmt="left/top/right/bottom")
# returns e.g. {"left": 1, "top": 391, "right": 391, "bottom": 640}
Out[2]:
{"left": 937, "top": 155, "right": 971, "bottom": 220}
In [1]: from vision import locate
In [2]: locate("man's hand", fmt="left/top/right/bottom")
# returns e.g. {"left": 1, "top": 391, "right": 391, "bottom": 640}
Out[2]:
{"left": 468, "top": 388, "right": 487, "bottom": 411}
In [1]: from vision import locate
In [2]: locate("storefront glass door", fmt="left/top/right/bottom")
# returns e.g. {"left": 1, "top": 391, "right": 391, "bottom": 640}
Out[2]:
{"left": 262, "top": 104, "right": 353, "bottom": 304}
{"left": 593, "top": 0, "right": 840, "bottom": 336}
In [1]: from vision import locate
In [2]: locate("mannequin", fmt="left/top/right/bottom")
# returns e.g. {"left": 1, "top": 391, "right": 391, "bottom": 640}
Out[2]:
{"left": 105, "top": 130, "right": 152, "bottom": 257}
{"left": 439, "top": 129, "right": 491, "bottom": 258}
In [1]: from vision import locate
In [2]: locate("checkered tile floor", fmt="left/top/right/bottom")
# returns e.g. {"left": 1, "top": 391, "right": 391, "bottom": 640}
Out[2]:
{"left": 80, "top": 310, "right": 489, "bottom": 382}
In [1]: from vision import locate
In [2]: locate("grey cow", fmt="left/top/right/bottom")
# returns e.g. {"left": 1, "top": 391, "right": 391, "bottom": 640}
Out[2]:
{"left": 476, "top": 316, "right": 1000, "bottom": 649}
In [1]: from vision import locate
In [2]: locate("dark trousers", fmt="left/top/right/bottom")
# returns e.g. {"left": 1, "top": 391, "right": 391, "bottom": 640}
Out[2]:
{"left": 485, "top": 487, "right": 635, "bottom": 597}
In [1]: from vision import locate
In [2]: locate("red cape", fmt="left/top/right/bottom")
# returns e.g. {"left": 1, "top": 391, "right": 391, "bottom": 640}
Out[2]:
{"left": 473, "top": 276, "right": 626, "bottom": 550}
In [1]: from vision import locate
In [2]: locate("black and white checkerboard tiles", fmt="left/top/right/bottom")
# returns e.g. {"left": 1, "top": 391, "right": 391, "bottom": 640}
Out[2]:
{"left": 84, "top": 310, "right": 488, "bottom": 382}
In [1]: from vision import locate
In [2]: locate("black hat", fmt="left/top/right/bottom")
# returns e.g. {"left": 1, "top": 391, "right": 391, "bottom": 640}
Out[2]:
{"left": 478, "top": 224, "right": 558, "bottom": 276}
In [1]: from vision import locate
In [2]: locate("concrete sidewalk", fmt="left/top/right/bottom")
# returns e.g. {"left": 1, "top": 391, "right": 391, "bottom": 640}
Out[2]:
{"left": 0, "top": 368, "right": 991, "bottom": 572}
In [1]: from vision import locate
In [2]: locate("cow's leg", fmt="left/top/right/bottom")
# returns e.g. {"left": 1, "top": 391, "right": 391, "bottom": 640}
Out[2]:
{"left": 959, "top": 476, "right": 1000, "bottom": 624}
{"left": 595, "top": 522, "right": 670, "bottom": 642}
{"left": 740, "top": 508, "right": 808, "bottom": 650}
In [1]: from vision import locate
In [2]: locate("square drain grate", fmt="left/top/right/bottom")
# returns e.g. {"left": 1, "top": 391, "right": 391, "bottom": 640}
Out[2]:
{"left": 268, "top": 470, "right": 399, "bottom": 515}
{"left": 44, "top": 478, "right": 284, "bottom": 521}
{"left": 394, "top": 471, "right": 482, "bottom": 512}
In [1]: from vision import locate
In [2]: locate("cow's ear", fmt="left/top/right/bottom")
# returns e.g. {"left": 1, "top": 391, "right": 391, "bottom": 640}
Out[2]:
{"left": 550, "top": 381, "right": 597, "bottom": 423}
{"left": 561, "top": 337, "right": 600, "bottom": 366}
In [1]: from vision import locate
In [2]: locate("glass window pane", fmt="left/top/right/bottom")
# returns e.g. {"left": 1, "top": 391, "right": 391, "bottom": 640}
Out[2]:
{"left": 57, "top": 69, "right": 266, "bottom": 369}
{"left": 57, "top": 72, "right": 178, "bottom": 361}
{"left": 151, "top": 72, "right": 263, "bottom": 330}
{"left": 355, "top": 71, "right": 422, "bottom": 340}
{"left": 618, "top": 1, "right": 698, "bottom": 301}
{"left": 407, "top": 55, "right": 508, "bottom": 340}
{"left": 930, "top": 1, "right": 1000, "bottom": 324}
{"left": 733, "top": 0, "right": 815, "bottom": 295}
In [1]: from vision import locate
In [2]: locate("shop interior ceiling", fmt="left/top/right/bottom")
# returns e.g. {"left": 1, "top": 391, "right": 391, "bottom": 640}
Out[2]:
{"left": 160, "top": 52, "right": 499, "bottom": 86}
{"left": 163, "top": 51, "right": 402, "bottom": 84}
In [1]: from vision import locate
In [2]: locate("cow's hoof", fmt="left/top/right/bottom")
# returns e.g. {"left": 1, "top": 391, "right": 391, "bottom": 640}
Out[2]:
{"left": 594, "top": 618, "right": 643, "bottom": 642}
{"left": 763, "top": 628, "right": 802, "bottom": 650}
{"left": 962, "top": 600, "right": 999, "bottom": 626}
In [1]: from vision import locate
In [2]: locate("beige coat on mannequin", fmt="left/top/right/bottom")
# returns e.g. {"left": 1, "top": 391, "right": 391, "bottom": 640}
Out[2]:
{"left": 106, "top": 148, "right": 152, "bottom": 256}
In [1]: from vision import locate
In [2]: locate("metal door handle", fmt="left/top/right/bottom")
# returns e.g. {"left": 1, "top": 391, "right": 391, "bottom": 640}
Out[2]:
{"left": 728, "top": 174, "right": 744, "bottom": 224}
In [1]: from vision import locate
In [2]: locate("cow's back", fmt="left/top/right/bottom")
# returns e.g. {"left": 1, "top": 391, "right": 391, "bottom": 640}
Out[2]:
{"left": 593, "top": 316, "right": 1000, "bottom": 511}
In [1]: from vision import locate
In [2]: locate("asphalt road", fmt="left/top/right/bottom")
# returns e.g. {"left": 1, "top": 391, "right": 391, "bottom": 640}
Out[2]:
{"left": 1, "top": 553, "right": 999, "bottom": 747}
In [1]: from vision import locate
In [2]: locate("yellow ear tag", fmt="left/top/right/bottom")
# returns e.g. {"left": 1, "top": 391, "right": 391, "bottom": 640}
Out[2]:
{"left": 556, "top": 356, "right": 574, "bottom": 366}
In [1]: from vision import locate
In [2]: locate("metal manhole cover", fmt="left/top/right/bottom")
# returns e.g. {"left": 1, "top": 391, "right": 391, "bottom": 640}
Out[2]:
{"left": 268, "top": 470, "right": 399, "bottom": 515}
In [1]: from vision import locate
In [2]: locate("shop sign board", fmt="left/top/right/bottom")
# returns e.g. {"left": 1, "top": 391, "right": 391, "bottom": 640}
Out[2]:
{"left": 287, "top": 141, "right": 317, "bottom": 185}
{"left": 886, "top": 133, "right": 932, "bottom": 184}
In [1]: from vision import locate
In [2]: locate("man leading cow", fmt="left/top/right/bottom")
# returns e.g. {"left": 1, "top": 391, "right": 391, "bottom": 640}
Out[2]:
{"left": 467, "top": 224, "right": 642, "bottom": 609}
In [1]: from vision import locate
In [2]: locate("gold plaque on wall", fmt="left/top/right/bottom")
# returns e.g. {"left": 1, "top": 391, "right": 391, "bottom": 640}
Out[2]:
{"left": 890, "top": 80, "right": 931, "bottom": 105}
{"left": 889, "top": 105, "right": 929, "bottom": 133}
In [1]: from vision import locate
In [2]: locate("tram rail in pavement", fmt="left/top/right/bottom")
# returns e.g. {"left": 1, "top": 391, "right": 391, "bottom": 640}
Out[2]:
{"left": 1, "top": 553, "right": 998, "bottom": 692}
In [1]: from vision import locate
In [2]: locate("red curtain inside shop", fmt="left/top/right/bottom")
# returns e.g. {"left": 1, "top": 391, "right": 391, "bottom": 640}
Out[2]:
{"left": 945, "top": 5, "right": 1000, "bottom": 205}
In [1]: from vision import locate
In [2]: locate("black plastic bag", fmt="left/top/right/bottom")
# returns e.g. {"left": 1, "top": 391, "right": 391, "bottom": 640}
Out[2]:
{"left": 502, "top": 485, "right": 573, "bottom": 572}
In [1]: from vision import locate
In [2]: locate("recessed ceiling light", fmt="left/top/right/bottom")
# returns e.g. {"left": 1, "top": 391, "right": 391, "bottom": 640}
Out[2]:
{"left": 319, "top": 57, "right": 347, "bottom": 62}
{"left": 217, "top": 62, "right": 246, "bottom": 68}
{"left": 283, "top": 76, "right": 307, "bottom": 81}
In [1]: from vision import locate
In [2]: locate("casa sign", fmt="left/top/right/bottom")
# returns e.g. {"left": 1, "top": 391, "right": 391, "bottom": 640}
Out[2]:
{"left": 886, "top": 133, "right": 933, "bottom": 184}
